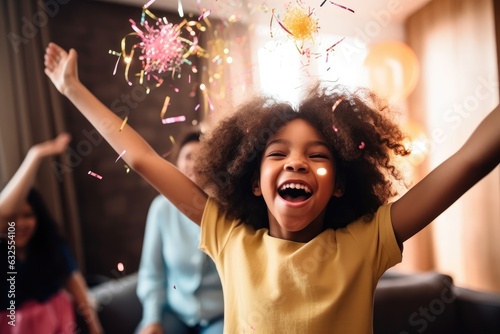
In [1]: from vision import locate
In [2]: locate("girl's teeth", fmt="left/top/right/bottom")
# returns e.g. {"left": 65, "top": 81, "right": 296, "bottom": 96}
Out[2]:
{"left": 280, "top": 183, "right": 311, "bottom": 193}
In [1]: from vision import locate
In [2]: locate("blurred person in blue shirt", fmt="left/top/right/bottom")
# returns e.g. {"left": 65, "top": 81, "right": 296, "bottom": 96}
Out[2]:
{"left": 136, "top": 129, "right": 224, "bottom": 334}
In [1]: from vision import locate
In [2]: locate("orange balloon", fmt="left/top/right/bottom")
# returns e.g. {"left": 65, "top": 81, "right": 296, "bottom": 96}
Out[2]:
{"left": 364, "top": 41, "right": 420, "bottom": 102}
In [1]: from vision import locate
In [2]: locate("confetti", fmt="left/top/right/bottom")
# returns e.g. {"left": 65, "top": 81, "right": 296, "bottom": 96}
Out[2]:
{"left": 282, "top": 6, "right": 318, "bottom": 42}
{"left": 331, "top": 97, "right": 344, "bottom": 112}
{"left": 117, "top": 262, "right": 125, "bottom": 272}
{"left": 115, "top": 149, "right": 127, "bottom": 163}
{"left": 109, "top": 50, "right": 122, "bottom": 75}
{"left": 162, "top": 115, "right": 186, "bottom": 124}
{"left": 110, "top": 4, "right": 208, "bottom": 89}
{"left": 322, "top": 1, "right": 355, "bottom": 13}
{"left": 124, "top": 164, "right": 131, "bottom": 173}
{"left": 177, "top": 0, "right": 184, "bottom": 17}
{"left": 326, "top": 37, "right": 345, "bottom": 53}
{"left": 270, "top": 3, "right": 319, "bottom": 55}
{"left": 198, "top": 9, "right": 211, "bottom": 21}
{"left": 120, "top": 116, "right": 128, "bottom": 132}
{"left": 206, "top": 94, "right": 214, "bottom": 111}
{"left": 270, "top": 8, "right": 294, "bottom": 38}
{"left": 169, "top": 84, "right": 180, "bottom": 93}
{"left": 160, "top": 96, "right": 171, "bottom": 120}
{"left": 88, "top": 171, "right": 103, "bottom": 180}
{"left": 359, "top": 141, "right": 365, "bottom": 149}
{"left": 143, "top": 0, "right": 155, "bottom": 9}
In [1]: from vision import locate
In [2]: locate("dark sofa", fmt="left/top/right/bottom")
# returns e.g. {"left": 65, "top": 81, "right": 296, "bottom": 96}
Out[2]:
{"left": 81, "top": 271, "right": 500, "bottom": 334}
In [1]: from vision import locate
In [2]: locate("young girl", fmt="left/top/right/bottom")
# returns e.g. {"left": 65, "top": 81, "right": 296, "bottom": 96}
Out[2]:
{"left": 44, "top": 42, "right": 499, "bottom": 333}
{"left": 0, "top": 134, "right": 103, "bottom": 334}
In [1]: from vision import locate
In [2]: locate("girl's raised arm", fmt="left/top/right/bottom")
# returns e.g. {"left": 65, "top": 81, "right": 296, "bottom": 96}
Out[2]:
{"left": 391, "top": 105, "right": 500, "bottom": 244}
{"left": 44, "top": 43, "right": 207, "bottom": 225}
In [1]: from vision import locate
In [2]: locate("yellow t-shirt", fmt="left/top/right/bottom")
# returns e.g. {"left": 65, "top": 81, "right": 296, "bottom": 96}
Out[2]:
{"left": 200, "top": 198, "right": 402, "bottom": 334}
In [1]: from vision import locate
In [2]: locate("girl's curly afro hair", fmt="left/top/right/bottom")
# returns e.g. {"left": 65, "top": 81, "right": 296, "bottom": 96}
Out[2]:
{"left": 195, "top": 83, "right": 411, "bottom": 230}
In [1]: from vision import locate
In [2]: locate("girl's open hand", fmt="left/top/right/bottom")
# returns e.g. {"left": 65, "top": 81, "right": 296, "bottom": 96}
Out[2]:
{"left": 44, "top": 42, "right": 79, "bottom": 96}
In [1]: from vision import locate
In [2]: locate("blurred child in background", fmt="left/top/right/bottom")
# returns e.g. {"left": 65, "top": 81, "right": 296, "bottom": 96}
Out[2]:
{"left": 0, "top": 133, "right": 102, "bottom": 334}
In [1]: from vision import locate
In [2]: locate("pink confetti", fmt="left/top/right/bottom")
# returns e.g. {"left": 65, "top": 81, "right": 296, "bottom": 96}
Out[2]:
{"left": 131, "top": 18, "right": 185, "bottom": 74}
{"left": 212, "top": 55, "right": 221, "bottom": 63}
{"left": 195, "top": 104, "right": 200, "bottom": 111}
{"left": 143, "top": 0, "right": 156, "bottom": 9}
{"left": 321, "top": 1, "right": 355, "bottom": 13}
{"left": 115, "top": 150, "right": 127, "bottom": 163}
{"left": 129, "top": 19, "right": 143, "bottom": 36}
{"left": 88, "top": 171, "right": 103, "bottom": 180}
{"left": 162, "top": 115, "right": 186, "bottom": 124}
{"left": 359, "top": 141, "right": 365, "bottom": 149}
{"left": 326, "top": 37, "right": 345, "bottom": 53}
{"left": 206, "top": 95, "right": 214, "bottom": 111}
{"left": 333, "top": 126, "right": 338, "bottom": 132}
{"left": 271, "top": 9, "right": 294, "bottom": 37}
{"left": 198, "top": 9, "right": 211, "bottom": 21}
{"left": 169, "top": 84, "right": 180, "bottom": 93}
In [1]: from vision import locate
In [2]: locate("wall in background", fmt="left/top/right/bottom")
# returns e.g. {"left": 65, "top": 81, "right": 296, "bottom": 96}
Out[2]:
{"left": 405, "top": 0, "right": 500, "bottom": 292}
{"left": 49, "top": 0, "right": 204, "bottom": 278}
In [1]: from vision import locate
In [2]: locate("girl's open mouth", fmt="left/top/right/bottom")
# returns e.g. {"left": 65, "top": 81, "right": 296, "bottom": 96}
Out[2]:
{"left": 278, "top": 182, "right": 312, "bottom": 202}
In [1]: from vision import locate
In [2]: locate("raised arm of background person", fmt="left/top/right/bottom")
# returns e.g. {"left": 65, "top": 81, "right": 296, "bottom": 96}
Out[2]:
{"left": 391, "top": 105, "right": 500, "bottom": 244}
{"left": 0, "top": 133, "right": 71, "bottom": 220}
{"left": 137, "top": 196, "right": 168, "bottom": 332}
{"left": 43, "top": 43, "right": 206, "bottom": 225}
{"left": 65, "top": 271, "right": 103, "bottom": 334}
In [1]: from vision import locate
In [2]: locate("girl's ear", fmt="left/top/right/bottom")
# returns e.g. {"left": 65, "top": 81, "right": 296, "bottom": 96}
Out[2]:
{"left": 332, "top": 177, "right": 345, "bottom": 198}
{"left": 252, "top": 175, "right": 262, "bottom": 196}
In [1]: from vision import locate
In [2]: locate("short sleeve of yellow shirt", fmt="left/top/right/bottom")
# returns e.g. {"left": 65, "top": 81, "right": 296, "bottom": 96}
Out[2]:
{"left": 200, "top": 198, "right": 402, "bottom": 334}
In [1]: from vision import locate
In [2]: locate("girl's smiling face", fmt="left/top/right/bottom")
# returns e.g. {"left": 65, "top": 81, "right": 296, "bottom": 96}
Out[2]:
{"left": 254, "top": 119, "right": 343, "bottom": 242}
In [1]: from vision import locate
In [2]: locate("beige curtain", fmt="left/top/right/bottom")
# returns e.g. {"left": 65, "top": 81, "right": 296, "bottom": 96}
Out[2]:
{"left": 404, "top": 0, "right": 500, "bottom": 292}
{"left": 0, "top": 0, "right": 84, "bottom": 270}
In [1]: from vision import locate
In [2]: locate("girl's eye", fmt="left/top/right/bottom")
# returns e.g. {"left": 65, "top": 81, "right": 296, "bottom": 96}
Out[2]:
{"left": 310, "top": 153, "right": 329, "bottom": 159}
{"left": 267, "top": 151, "right": 286, "bottom": 157}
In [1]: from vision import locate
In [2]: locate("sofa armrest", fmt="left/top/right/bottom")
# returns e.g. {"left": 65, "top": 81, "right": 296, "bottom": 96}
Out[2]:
{"left": 374, "top": 272, "right": 461, "bottom": 334}
{"left": 454, "top": 286, "right": 500, "bottom": 334}
{"left": 90, "top": 273, "right": 142, "bottom": 334}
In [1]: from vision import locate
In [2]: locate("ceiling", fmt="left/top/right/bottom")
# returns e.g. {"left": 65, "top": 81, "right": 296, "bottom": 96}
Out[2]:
{"left": 100, "top": 0, "right": 433, "bottom": 37}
